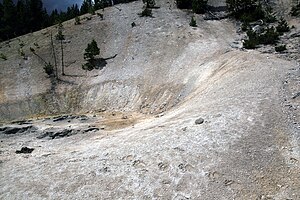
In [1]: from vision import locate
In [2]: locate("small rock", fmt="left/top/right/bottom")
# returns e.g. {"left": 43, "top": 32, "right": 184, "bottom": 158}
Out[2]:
{"left": 53, "top": 115, "right": 69, "bottom": 122}
{"left": 0, "top": 126, "right": 36, "bottom": 135}
{"left": 292, "top": 92, "right": 300, "bottom": 99}
{"left": 83, "top": 127, "right": 99, "bottom": 133}
{"left": 224, "top": 179, "right": 234, "bottom": 186}
{"left": 16, "top": 147, "right": 34, "bottom": 154}
{"left": 195, "top": 118, "right": 204, "bottom": 125}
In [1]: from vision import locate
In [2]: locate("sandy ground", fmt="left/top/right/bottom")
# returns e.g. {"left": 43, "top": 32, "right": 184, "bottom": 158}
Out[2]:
{"left": 0, "top": 0, "right": 299, "bottom": 199}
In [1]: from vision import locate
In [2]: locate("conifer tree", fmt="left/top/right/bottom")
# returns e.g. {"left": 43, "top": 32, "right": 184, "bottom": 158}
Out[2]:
{"left": 82, "top": 39, "right": 100, "bottom": 71}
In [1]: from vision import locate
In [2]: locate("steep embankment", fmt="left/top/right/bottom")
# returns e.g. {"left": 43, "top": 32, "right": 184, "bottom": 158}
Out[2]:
{"left": 0, "top": 0, "right": 299, "bottom": 199}
{"left": 0, "top": 0, "right": 236, "bottom": 122}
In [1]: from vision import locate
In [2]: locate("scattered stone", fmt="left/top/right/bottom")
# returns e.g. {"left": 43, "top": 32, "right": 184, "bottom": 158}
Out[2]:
{"left": 53, "top": 115, "right": 69, "bottom": 122}
{"left": 77, "top": 115, "right": 88, "bottom": 121}
{"left": 0, "top": 126, "right": 36, "bottom": 135}
{"left": 11, "top": 120, "right": 32, "bottom": 125}
{"left": 122, "top": 115, "right": 128, "bottom": 119}
{"left": 195, "top": 117, "right": 204, "bottom": 125}
{"left": 99, "top": 108, "right": 106, "bottom": 112}
{"left": 83, "top": 128, "right": 100, "bottom": 133}
{"left": 182, "top": 127, "right": 187, "bottom": 131}
{"left": 204, "top": 11, "right": 227, "bottom": 20}
{"left": 224, "top": 179, "right": 234, "bottom": 186}
{"left": 178, "top": 163, "right": 187, "bottom": 172}
{"left": 16, "top": 147, "right": 34, "bottom": 154}
{"left": 158, "top": 162, "right": 168, "bottom": 171}
{"left": 292, "top": 92, "right": 300, "bottom": 99}
{"left": 37, "top": 129, "right": 73, "bottom": 139}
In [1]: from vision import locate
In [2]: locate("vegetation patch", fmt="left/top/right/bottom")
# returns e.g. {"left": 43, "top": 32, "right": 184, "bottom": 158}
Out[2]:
{"left": 190, "top": 17, "right": 197, "bottom": 27}
{"left": 291, "top": 3, "right": 300, "bottom": 16}
{"left": 275, "top": 45, "right": 287, "bottom": 52}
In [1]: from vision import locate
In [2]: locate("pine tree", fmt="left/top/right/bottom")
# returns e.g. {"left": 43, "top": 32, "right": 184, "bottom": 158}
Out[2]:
{"left": 80, "top": 0, "right": 93, "bottom": 15}
{"left": 1, "top": 0, "right": 16, "bottom": 40}
{"left": 83, "top": 39, "right": 100, "bottom": 71}
{"left": 56, "top": 22, "right": 65, "bottom": 75}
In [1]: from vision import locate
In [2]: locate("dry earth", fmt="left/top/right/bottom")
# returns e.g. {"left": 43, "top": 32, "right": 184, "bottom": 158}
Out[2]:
{"left": 0, "top": 0, "right": 299, "bottom": 199}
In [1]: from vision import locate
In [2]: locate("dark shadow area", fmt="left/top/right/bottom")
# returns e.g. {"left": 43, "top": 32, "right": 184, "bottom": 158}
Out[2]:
{"left": 57, "top": 78, "right": 77, "bottom": 85}
{"left": 94, "top": 54, "right": 117, "bottom": 70}
{"left": 64, "top": 74, "right": 86, "bottom": 77}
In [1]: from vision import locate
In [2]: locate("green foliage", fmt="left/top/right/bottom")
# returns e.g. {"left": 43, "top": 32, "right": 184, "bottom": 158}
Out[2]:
{"left": 243, "top": 30, "right": 259, "bottom": 49}
{"left": 75, "top": 16, "right": 81, "bottom": 25}
{"left": 143, "top": 0, "right": 155, "bottom": 8}
{"left": 243, "top": 27, "right": 280, "bottom": 49}
{"left": 56, "top": 22, "right": 65, "bottom": 40}
{"left": 226, "top": 0, "right": 266, "bottom": 22}
{"left": 83, "top": 39, "right": 100, "bottom": 71}
{"left": 189, "top": 17, "right": 197, "bottom": 27}
{"left": 0, "top": 53, "right": 7, "bottom": 60}
{"left": 276, "top": 17, "right": 290, "bottom": 34}
{"left": 30, "top": 47, "right": 35, "bottom": 53}
{"left": 291, "top": 3, "right": 300, "bottom": 16}
{"left": 192, "top": 0, "right": 207, "bottom": 14}
{"left": 89, "top": 6, "right": 96, "bottom": 15}
{"left": 139, "top": 8, "right": 152, "bottom": 17}
{"left": 259, "top": 27, "right": 279, "bottom": 45}
{"left": 275, "top": 45, "right": 287, "bottom": 52}
{"left": 80, "top": 0, "right": 93, "bottom": 15}
{"left": 241, "top": 22, "right": 250, "bottom": 31}
{"left": 18, "top": 48, "right": 26, "bottom": 59}
{"left": 43, "top": 62, "right": 54, "bottom": 75}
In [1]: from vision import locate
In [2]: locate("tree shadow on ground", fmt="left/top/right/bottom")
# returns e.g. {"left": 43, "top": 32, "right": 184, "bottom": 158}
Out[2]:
{"left": 94, "top": 54, "right": 117, "bottom": 70}
{"left": 64, "top": 74, "right": 86, "bottom": 77}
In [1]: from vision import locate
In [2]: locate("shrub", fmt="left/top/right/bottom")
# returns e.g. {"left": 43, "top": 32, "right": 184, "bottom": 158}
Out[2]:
{"left": 19, "top": 48, "right": 26, "bottom": 59}
{"left": 190, "top": 17, "right": 197, "bottom": 27}
{"left": 291, "top": 3, "right": 300, "bottom": 16}
{"left": 75, "top": 16, "right": 81, "bottom": 25}
{"left": 241, "top": 22, "right": 250, "bottom": 31}
{"left": 97, "top": 13, "right": 104, "bottom": 20}
{"left": 276, "top": 17, "right": 290, "bottom": 34}
{"left": 43, "top": 63, "right": 54, "bottom": 76}
{"left": 243, "top": 27, "right": 280, "bottom": 49}
{"left": 275, "top": 45, "right": 287, "bottom": 52}
{"left": 56, "top": 22, "right": 65, "bottom": 40}
{"left": 243, "top": 30, "right": 259, "bottom": 49}
{"left": 226, "top": 0, "right": 266, "bottom": 22}
{"left": 0, "top": 53, "right": 7, "bottom": 60}
{"left": 259, "top": 27, "right": 279, "bottom": 45}
{"left": 143, "top": 0, "right": 155, "bottom": 8}
{"left": 139, "top": 8, "right": 152, "bottom": 17}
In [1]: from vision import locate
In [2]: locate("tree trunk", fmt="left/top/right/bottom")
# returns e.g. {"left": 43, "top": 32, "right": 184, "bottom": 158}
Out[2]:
{"left": 50, "top": 32, "right": 58, "bottom": 79}
{"left": 61, "top": 39, "right": 65, "bottom": 76}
